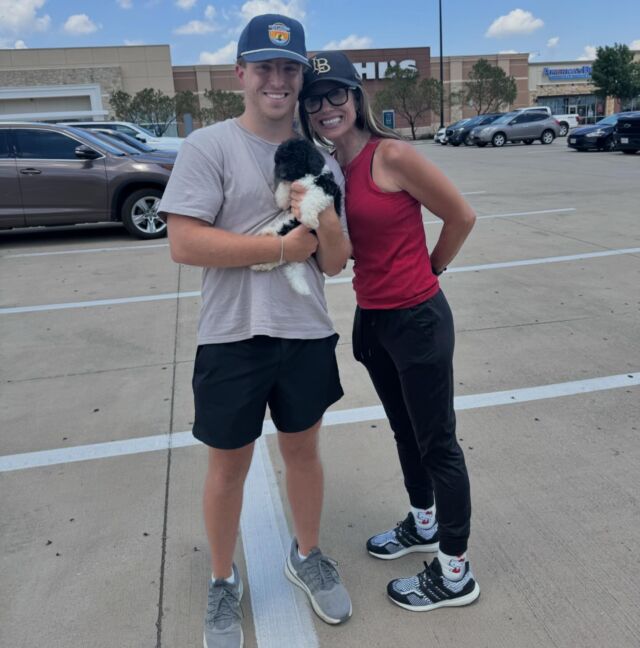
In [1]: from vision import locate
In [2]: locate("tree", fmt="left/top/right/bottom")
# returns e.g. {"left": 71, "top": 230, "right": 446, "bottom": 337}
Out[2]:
{"left": 200, "top": 89, "right": 245, "bottom": 124}
{"left": 373, "top": 64, "right": 443, "bottom": 140}
{"left": 109, "top": 90, "right": 135, "bottom": 122}
{"left": 463, "top": 59, "right": 517, "bottom": 114}
{"left": 591, "top": 43, "right": 640, "bottom": 107}
{"left": 175, "top": 90, "right": 201, "bottom": 122}
{"left": 109, "top": 88, "right": 177, "bottom": 135}
{"left": 129, "top": 88, "right": 176, "bottom": 135}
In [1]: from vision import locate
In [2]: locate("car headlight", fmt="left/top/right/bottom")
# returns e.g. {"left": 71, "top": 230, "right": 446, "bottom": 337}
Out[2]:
{"left": 586, "top": 129, "right": 605, "bottom": 137}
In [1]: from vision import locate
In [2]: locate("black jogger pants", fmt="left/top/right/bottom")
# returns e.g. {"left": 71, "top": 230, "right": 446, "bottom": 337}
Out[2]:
{"left": 352, "top": 289, "right": 471, "bottom": 555}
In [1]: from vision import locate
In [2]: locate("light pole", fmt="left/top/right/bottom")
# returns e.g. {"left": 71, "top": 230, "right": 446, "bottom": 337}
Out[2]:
{"left": 439, "top": 0, "right": 444, "bottom": 128}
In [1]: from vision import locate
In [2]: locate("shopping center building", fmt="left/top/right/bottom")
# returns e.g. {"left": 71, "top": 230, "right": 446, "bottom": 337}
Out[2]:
{"left": 1, "top": 43, "right": 638, "bottom": 134}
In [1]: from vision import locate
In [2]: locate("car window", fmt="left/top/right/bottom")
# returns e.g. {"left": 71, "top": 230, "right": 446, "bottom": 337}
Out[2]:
{"left": 530, "top": 113, "right": 548, "bottom": 122}
{"left": 15, "top": 129, "right": 83, "bottom": 160}
{"left": 114, "top": 125, "right": 139, "bottom": 137}
{"left": 0, "top": 130, "right": 12, "bottom": 158}
{"left": 63, "top": 127, "right": 124, "bottom": 155}
{"left": 512, "top": 114, "right": 531, "bottom": 123}
{"left": 493, "top": 113, "right": 517, "bottom": 124}
{"left": 89, "top": 131, "right": 140, "bottom": 155}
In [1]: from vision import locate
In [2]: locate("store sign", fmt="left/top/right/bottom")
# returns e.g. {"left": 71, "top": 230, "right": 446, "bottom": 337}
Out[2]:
{"left": 543, "top": 65, "right": 592, "bottom": 80}
{"left": 352, "top": 59, "right": 417, "bottom": 80}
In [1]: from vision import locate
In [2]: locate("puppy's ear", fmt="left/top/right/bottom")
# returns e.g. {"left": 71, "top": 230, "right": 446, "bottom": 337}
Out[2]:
{"left": 303, "top": 141, "right": 326, "bottom": 176}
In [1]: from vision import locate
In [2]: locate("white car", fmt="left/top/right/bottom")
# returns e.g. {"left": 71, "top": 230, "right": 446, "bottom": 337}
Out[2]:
{"left": 58, "top": 121, "right": 183, "bottom": 152}
{"left": 434, "top": 126, "right": 447, "bottom": 144}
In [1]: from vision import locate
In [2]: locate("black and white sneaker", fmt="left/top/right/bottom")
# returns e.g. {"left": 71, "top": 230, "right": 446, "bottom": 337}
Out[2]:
{"left": 367, "top": 513, "right": 439, "bottom": 560}
{"left": 387, "top": 557, "right": 480, "bottom": 612}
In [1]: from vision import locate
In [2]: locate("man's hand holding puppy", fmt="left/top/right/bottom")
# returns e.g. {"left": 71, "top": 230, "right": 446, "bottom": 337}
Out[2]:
{"left": 282, "top": 221, "right": 318, "bottom": 262}
{"left": 290, "top": 181, "right": 351, "bottom": 275}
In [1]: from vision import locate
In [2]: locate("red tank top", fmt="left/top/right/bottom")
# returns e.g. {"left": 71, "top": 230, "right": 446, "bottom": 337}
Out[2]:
{"left": 344, "top": 138, "right": 439, "bottom": 309}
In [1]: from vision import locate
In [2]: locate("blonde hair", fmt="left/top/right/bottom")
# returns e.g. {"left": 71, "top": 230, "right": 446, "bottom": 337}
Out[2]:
{"left": 299, "top": 84, "right": 402, "bottom": 147}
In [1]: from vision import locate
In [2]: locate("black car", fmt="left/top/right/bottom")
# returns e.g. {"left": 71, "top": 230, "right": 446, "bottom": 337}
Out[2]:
{"left": 446, "top": 113, "right": 503, "bottom": 146}
{"left": 614, "top": 112, "right": 640, "bottom": 154}
{"left": 567, "top": 112, "right": 630, "bottom": 151}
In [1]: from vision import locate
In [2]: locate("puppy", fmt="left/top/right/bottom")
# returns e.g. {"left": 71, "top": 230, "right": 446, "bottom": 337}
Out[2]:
{"left": 251, "top": 138, "right": 342, "bottom": 295}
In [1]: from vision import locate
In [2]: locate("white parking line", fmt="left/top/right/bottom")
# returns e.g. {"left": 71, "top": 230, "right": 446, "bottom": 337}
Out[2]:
{"left": 241, "top": 439, "right": 319, "bottom": 648}
{"left": 5, "top": 246, "right": 637, "bottom": 315}
{"left": 4, "top": 243, "right": 169, "bottom": 258}
{"left": 461, "top": 191, "right": 487, "bottom": 196}
{"left": 2, "top": 372, "right": 637, "bottom": 473}
{"left": 425, "top": 207, "right": 576, "bottom": 224}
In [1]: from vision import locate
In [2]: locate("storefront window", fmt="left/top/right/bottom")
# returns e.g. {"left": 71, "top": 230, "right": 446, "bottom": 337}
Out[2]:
{"left": 536, "top": 95, "right": 605, "bottom": 123}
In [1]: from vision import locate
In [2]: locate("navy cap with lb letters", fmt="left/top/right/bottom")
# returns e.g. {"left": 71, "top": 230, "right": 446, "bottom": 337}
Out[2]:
{"left": 303, "top": 51, "right": 363, "bottom": 93}
{"left": 237, "top": 14, "right": 310, "bottom": 66}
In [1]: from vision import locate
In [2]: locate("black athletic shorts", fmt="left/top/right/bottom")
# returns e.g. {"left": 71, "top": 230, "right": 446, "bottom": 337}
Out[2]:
{"left": 192, "top": 334, "right": 343, "bottom": 450}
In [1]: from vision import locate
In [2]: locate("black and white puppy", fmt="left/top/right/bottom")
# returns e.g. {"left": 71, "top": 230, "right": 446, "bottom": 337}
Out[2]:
{"left": 251, "top": 138, "right": 342, "bottom": 295}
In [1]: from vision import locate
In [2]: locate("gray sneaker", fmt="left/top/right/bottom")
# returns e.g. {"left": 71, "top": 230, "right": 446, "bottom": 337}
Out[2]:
{"left": 203, "top": 563, "right": 244, "bottom": 648}
{"left": 284, "top": 538, "right": 352, "bottom": 625}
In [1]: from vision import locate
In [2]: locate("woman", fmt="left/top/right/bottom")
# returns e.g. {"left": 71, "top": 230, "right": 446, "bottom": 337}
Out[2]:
{"left": 297, "top": 51, "right": 480, "bottom": 612}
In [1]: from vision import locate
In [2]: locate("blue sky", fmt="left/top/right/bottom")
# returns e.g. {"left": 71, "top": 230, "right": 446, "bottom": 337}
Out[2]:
{"left": 1, "top": 0, "right": 638, "bottom": 66}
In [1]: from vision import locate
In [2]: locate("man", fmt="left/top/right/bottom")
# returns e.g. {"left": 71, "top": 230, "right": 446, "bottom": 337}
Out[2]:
{"left": 158, "top": 13, "right": 352, "bottom": 648}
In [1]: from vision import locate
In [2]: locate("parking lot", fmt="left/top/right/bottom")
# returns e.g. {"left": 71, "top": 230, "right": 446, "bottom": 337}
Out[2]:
{"left": 1, "top": 138, "right": 639, "bottom": 648}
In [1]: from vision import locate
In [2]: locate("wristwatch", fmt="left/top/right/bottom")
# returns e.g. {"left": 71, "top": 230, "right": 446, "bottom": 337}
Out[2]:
{"left": 432, "top": 264, "right": 446, "bottom": 276}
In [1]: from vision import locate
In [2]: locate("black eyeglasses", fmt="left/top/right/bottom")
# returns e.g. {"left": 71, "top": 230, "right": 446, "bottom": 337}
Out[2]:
{"left": 302, "top": 86, "right": 356, "bottom": 114}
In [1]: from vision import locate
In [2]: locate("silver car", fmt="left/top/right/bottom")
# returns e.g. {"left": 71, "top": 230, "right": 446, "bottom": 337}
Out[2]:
{"left": 469, "top": 111, "right": 561, "bottom": 147}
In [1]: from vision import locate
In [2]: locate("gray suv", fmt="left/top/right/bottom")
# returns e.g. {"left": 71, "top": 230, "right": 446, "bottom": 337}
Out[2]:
{"left": 0, "top": 122, "right": 172, "bottom": 239}
{"left": 469, "top": 111, "right": 561, "bottom": 147}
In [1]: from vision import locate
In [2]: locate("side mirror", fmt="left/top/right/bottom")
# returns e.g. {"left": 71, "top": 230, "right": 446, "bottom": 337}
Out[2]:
{"left": 135, "top": 134, "right": 147, "bottom": 143}
{"left": 75, "top": 145, "right": 101, "bottom": 159}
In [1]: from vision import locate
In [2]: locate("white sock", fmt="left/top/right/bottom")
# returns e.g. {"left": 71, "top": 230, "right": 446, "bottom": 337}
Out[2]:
{"left": 297, "top": 548, "right": 308, "bottom": 561}
{"left": 212, "top": 571, "right": 235, "bottom": 585}
{"left": 438, "top": 550, "right": 466, "bottom": 582}
{"left": 410, "top": 504, "right": 436, "bottom": 538}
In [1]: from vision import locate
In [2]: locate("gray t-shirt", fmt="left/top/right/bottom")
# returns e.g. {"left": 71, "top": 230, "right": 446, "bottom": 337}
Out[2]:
{"left": 158, "top": 119, "right": 348, "bottom": 344}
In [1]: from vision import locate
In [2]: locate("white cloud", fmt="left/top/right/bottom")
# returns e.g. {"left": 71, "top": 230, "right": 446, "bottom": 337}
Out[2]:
{"left": 176, "top": 0, "right": 197, "bottom": 9}
{"left": 499, "top": 49, "right": 519, "bottom": 54}
{"left": 63, "top": 14, "right": 100, "bottom": 35}
{"left": 630, "top": 39, "right": 640, "bottom": 50}
{"left": 199, "top": 40, "right": 237, "bottom": 64}
{"left": 0, "top": 0, "right": 50, "bottom": 34}
{"left": 240, "top": 0, "right": 305, "bottom": 22}
{"left": 547, "top": 36, "right": 559, "bottom": 48}
{"left": 124, "top": 39, "right": 145, "bottom": 45}
{"left": 486, "top": 9, "right": 543, "bottom": 38}
{"left": 174, "top": 19, "right": 216, "bottom": 34}
{"left": 14, "top": 39, "right": 27, "bottom": 48}
{"left": 204, "top": 4, "right": 216, "bottom": 20}
{"left": 117, "top": 0, "right": 133, "bottom": 8}
{"left": 528, "top": 52, "right": 538, "bottom": 61}
{"left": 577, "top": 45, "right": 596, "bottom": 61}
{"left": 323, "top": 34, "right": 372, "bottom": 50}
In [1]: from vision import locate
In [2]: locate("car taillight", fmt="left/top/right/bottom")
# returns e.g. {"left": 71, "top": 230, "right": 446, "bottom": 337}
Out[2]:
{"left": 554, "top": 119, "right": 561, "bottom": 125}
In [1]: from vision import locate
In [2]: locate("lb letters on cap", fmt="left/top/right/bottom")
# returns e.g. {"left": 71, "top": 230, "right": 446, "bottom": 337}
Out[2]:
{"left": 269, "top": 22, "right": 291, "bottom": 46}
{"left": 312, "top": 57, "right": 331, "bottom": 75}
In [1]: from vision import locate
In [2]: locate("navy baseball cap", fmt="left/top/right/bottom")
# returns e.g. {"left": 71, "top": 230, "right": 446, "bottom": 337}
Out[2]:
{"left": 303, "top": 51, "right": 363, "bottom": 92}
{"left": 237, "top": 14, "right": 310, "bottom": 66}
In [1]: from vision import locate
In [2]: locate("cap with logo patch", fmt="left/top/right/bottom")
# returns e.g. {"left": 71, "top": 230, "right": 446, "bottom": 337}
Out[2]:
{"left": 303, "top": 51, "right": 363, "bottom": 93}
{"left": 237, "top": 14, "right": 310, "bottom": 67}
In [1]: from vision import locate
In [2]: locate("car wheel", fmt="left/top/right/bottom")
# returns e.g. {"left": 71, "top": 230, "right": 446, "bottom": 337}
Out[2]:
{"left": 622, "top": 149, "right": 638, "bottom": 154}
{"left": 450, "top": 142, "right": 460, "bottom": 147}
{"left": 464, "top": 135, "right": 474, "bottom": 146}
{"left": 523, "top": 139, "right": 534, "bottom": 145}
{"left": 476, "top": 142, "right": 487, "bottom": 148}
{"left": 602, "top": 136, "right": 616, "bottom": 152}
{"left": 121, "top": 188, "right": 166, "bottom": 239}
{"left": 558, "top": 122, "right": 569, "bottom": 137}
{"left": 491, "top": 133, "right": 506, "bottom": 147}
{"left": 541, "top": 130, "right": 555, "bottom": 145}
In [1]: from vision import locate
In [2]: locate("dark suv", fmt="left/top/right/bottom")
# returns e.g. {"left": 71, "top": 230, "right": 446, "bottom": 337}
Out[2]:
{"left": 614, "top": 112, "right": 640, "bottom": 154}
{"left": 0, "top": 122, "right": 172, "bottom": 239}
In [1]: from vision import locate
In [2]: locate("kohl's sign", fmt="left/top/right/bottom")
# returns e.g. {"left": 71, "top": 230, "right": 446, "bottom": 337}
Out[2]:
{"left": 543, "top": 65, "right": 592, "bottom": 80}
{"left": 353, "top": 59, "right": 417, "bottom": 80}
